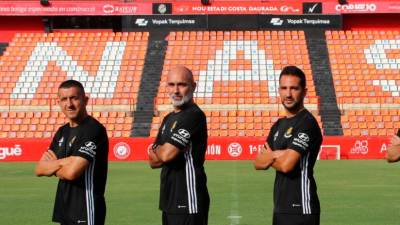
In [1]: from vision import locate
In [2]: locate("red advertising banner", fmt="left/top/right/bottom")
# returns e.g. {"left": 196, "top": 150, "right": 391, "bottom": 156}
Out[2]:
{"left": 0, "top": 1, "right": 303, "bottom": 16}
{"left": 323, "top": 1, "right": 400, "bottom": 14}
{"left": 0, "top": 1, "right": 152, "bottom": 16}
{"left": 0, "top": 136, "right": 390, "bottom": 162}
{"left": 0, "top": 1, "right": 399, "bottom": 16}
{"left": 173, "top": 1, "right": 303, "bottom": 15}
{"left": 319, "top": 136, "right": 390, "bottom": 160}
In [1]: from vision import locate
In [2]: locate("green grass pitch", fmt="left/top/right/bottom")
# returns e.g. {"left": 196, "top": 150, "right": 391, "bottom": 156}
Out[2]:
{"left": 1, "top": 160, "right": 399, "bottom": 225}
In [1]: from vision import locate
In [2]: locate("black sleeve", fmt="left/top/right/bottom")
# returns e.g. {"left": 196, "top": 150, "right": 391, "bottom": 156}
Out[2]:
{"left": 71, "top": 125, "right": 107, "bottom": 162}
{"left": 287, "top": 120, "right": 321, "bottom": 155}
{"left": 49, "top": 127, "right": 63, "bottom": 158}
{"left": 267, "top": 122, "right": 278, "bottom": 150}
{"left": 49, "top": 130, "right": 60, "bottom": 151}
{"left": 165, "top": 111, "right": 205, "bottom": 151}
{"left": 397, "top": 129, "right": 400, "bottom": 137}
{"left": 153, "top": 115, "right": 169, "bottom": 147}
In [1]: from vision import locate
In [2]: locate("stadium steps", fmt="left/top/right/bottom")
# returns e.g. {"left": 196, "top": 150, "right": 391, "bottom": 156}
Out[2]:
{"left": 305, "top": 29, "right": 343, "bottom": 136}
{"left": 0, "top": 43, "right": 8, "bottom": 56}
{"left": 131, "top": 31, "right": 168, "bottom": 137}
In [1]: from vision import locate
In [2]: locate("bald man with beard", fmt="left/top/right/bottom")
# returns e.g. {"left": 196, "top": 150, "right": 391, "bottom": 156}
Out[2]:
{"left": 149, "top": 66, "right": 210, "bottom": 225}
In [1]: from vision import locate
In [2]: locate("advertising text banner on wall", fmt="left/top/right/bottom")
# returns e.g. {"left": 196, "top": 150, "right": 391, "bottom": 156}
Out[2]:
{"left": 0, "top": 137, "right": 390, "bottom": 162}
{"left": 1, "top": 1, "right": 400, "bottom": 16}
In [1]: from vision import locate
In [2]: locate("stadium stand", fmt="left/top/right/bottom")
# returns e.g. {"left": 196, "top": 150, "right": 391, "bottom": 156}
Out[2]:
{"left": 326, "top": 30, "right": 400, "bottom": 136}
{"left": 304, "top": 29, "right": 343, "bottom": 136}
{"left": 0, "top": 31, "right": 148, "bottom": 138}
{"left": 0, "top": 0, "right": 399, "bottom": 164}
{"left": 150, "top": 30, "right": 322, "bottom": 137}
{"left": 1, "top": 29, "right": 399, "bottom": 138}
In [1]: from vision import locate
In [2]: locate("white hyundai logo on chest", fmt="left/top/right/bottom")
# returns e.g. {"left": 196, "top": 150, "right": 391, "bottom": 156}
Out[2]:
{"left": 298, "top": 133, "right": 310, "bottom": 142}
{"left": 178, "top": 129, "right": 190, "bottom": 139}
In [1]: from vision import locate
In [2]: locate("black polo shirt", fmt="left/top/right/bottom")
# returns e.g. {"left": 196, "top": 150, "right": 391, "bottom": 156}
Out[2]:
{"left": 154, "top": 103, "right": 210, "bottom": 214}
{"left": 267, "top": 109, "right": 322, "bottom": 215}
{"left": 49, "top": 116, "right": 108, "bottom": 225}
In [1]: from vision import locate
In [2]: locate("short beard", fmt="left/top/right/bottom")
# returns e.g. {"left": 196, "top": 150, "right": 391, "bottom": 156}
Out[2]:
{"left": 282, "top": 99, "right": 303, "bottom": 114}
{"left": 170, "top": 92, "right": 193, "bottom": 107}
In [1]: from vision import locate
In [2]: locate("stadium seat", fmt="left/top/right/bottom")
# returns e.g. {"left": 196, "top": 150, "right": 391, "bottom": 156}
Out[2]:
{"left": 327, "top": 30, "right": 400, "bottom": 136}
{"left": 151, "top": 31, "right": 322, "bottom": 137}
{"left": 0, "top": 32, "right": 147, "bottom": 137}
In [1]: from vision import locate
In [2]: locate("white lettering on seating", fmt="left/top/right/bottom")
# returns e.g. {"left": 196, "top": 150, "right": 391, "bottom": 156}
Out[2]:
{"left": 364, "top": 39, "right": 400, "bottom": 97}
{"left": 194, "top": 40, "right": 281, "bottom": 98}
{"left": 11, "top": 41, "right": 126, "bottom": 99}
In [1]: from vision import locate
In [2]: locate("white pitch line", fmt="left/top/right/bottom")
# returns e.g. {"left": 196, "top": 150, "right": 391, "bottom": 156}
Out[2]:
{"left": 227, "top": 161, "right": 241, "bottom": 225}
{"left": 227, "top": 216, "right": 243, "bottom": 219}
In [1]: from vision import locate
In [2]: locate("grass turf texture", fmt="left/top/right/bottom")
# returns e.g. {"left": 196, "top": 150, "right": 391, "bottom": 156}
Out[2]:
{"left": 0, "top": 160, "right": 399, "bottom": 225}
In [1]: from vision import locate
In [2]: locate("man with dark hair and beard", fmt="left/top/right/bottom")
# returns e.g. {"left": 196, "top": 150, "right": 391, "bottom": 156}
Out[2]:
{"left": 149, "top": 66, "right": 210, "bottom": 225}
{"left": 254, "top": 66, "right": 322, "bottom": 225}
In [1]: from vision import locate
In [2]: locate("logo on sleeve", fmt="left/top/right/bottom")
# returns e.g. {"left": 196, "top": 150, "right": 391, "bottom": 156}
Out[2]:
{"left": 298, "top": 133, "right": 310, "bottom": 142}
{"left": 85, "top": 141, "right": 97, "bottom": 150}
{"left": 171, "top": 128, "right": 190, "bottom": 146}
{"left": 178, "top": 129, "right": 191, "bottom": 139}
{"left": 78, "top": 141, "right": 97, "bottom": 157}
{"left": 292, "top": 132, "right": 310, "bottom": 150}
{"left": 284, "top": 127, "right": 293, "bottom": 138}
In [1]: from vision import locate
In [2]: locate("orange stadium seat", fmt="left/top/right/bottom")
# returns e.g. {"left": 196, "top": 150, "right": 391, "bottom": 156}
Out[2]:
{"left": 327, "top": 30, "right": 400, "bottom": 136}
{"left": 0, "top": 32, "right": 147, "bottom": 138}
{"left": 151, "top": 31, "right": 322, "bottom": 137}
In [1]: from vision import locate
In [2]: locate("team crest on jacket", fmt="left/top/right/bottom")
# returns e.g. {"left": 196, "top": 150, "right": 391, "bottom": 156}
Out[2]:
{"left": 284, "top": 127, "right": 293, "bottom": 138}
